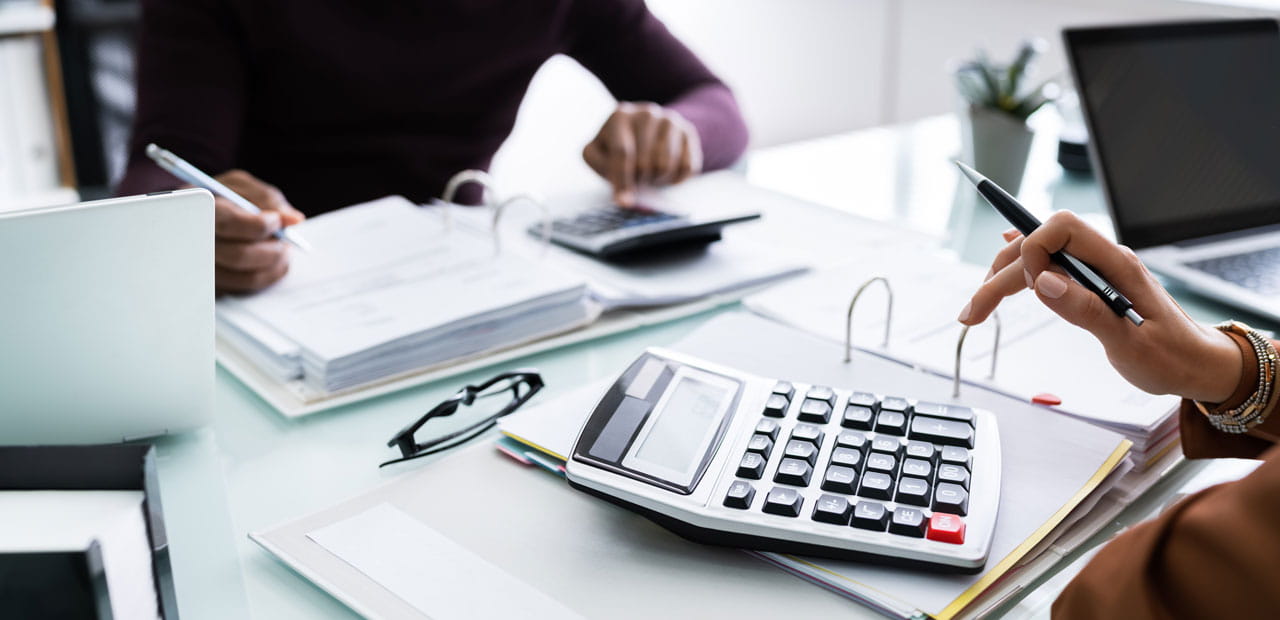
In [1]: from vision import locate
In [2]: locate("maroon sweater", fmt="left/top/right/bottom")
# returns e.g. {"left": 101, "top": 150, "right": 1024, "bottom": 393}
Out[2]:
{"left": 117, "top": 0, "right": 748, "bottom": 214}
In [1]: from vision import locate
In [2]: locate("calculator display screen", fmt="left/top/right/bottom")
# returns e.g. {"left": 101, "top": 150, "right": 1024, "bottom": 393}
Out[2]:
{"left": 633, "top": 377, "right": 728, "bottom": 472}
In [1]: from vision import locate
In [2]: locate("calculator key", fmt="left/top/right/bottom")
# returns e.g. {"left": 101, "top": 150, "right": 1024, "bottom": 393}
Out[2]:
{"left": 937, "top": 464, "right": 971, "bottom": 489}
{"left": 875, "top": 410, "right": 908, "bottom": 436}
{"left": 821, "top": 465, "right": 859, "bottom": 494}
{"left": 790, "top": 423, "right": 825, "bottom": 448}
{"left": 896, "top": 476, "right": 931, "bottom": 507}
{"left": 871, "top": 436, "right": 902, "bottom": 457}
{"left": 851, "top": 501, "right": 889, "bottom": 531}
{"left": 836, "top": 430, "right": 868, "bottom": 451}
{"left": 772, "top": 381, "right": 795, "bottom": 399}
{"left": 934, "top": 483, "right": 970, "bottom": 515}
{"left": 829, "top": 447, "right": 863, "bottom": 470}
{"left": 798, "top": 398, "right": 833, "bottom": 423}
{"left": 880, "top": 396, "right": 911, "bottom": 412}
{"left": 747, "top": 434, "right": 774, "bottom": 458}
{"left": 774, "top": 458, "right": 814, "bottom": 486}
{"left": 847, "top": 391, "right": 878, "bottom": 409}
{"left": 865, "top": 453, "right": 896, "bottom": 474}
{"left": 763, "top": 487, "right": 804, "bottom": 517}
{"left": 737, "top": 452, "right": 766, "bottom": 479}
{"left": 754, "top": 418, "right": 780, "bottom": 441}
{"left": 724, "top": 481, "right": 756, "bottom": 509}
{"left": 901, "top": 458, "right": 933, "bottom": 479}
{"left": 889, "top": 507, "right": 927, "bottom": 538}
{"left": 912, "top": 402, "right": 976, "bottom": 426}
{"left": 763, "top": 394, "right": 790, "bottom": 418}
{"left": 806, "top": 385, "right": 836, "bottom": 405}
{"left": 857, "top": 471, "right": 894, "bottom": 500}
{"left": 783, "top": 440, "right": 819, "bottom": 466}
{"left": 841, "top": 405, "right": 875, "bottom": 430}
{"left": 904, "top": 441, "right": 936, "bottom": 463}
{"left": 909, "top": 416, "right": 976, "bottom": 448}
{"left": 812, "top": 494, "right": 853, "bottom": 525}
{"left": 927, "top": 513, "right": 966, "bottom": 544}
{"left": 940, "top": 446, "right": 972, "bottom": 468}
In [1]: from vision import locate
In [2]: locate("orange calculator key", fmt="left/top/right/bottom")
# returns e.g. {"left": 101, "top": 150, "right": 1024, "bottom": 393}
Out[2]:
{"left": 927, "top": 513, "right": 966, "bottom": 544}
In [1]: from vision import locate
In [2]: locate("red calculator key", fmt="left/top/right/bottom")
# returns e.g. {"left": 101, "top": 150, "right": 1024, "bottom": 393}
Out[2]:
{"left": 927, "top": 513, "right": 966, "bottom": 544}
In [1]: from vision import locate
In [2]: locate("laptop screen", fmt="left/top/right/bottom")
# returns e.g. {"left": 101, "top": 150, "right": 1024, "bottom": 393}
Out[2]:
{"left": 1066, "top": 20, "right": 1280, "bottom": 249}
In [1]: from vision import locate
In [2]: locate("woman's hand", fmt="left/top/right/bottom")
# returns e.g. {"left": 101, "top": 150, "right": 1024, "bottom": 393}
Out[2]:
{"left": 958, "top": 211, "right": 1241, "bottom": 403}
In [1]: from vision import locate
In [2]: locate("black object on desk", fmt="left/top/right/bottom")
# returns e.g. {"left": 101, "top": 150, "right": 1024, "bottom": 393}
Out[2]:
{"left": 536, "top": 204, "right": 760, "bottom": 260}
{"left": 0, "top": 444, "right": 178, "bottom": 619}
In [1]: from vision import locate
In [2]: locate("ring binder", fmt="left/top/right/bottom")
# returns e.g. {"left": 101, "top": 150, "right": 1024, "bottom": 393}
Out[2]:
{"left": 953, "top": 311, "right": 1001, "bottom": 398}
{"left": 441, "top": 170, "right": 551, "bottom": 255}
{"left": 843, "top": 276, "right": 893, "bottom": 363}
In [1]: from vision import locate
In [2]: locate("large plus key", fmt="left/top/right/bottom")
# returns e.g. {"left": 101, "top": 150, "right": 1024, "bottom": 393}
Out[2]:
{"left": 909, "top": 415, "right": 975, "bottom": 448}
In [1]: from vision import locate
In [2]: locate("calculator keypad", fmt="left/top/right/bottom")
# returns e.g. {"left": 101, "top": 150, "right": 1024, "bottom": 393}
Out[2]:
{"left": 729, "top": 389, "right": 981, "bottom": 547}
{"left": 551, "top": 207, "right": 679, "bottom": 237}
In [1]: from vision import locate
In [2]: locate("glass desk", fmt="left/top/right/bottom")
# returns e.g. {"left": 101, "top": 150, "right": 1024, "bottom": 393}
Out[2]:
{"left": 152, "top": 114, "right": 1277, "bottom": 618}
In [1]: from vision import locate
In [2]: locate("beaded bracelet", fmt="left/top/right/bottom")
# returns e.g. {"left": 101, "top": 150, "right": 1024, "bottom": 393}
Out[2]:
{"left": 1194, "top": 321, "right": 1279, "bottom": 434}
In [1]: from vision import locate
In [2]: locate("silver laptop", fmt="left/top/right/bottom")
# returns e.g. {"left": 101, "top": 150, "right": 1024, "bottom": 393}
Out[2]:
{"left": 1065, "top": 19, "right": 1280, "bottom": 321}
{"left": 0, "top": 189, "right": 214, "bottom": 444}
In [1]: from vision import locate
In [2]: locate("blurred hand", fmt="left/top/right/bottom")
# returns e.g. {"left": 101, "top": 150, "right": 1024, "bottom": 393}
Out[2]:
{"left": 583, "top": 102, "right": 702, "bottom": 206}
{"left": 208, "top": 170, "right": 305, "bottom": 295}
{"left": 958, "top": 211, "right": 1241, "bottom": 403}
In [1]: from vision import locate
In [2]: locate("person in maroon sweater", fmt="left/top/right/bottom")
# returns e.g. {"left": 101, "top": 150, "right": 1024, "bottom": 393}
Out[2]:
{"left": 118, "top": 0, "right": 749, "bottom": 294}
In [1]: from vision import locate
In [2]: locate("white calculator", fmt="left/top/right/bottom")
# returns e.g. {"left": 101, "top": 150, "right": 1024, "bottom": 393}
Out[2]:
{"left": 565, "top": 348, "right": 1002, "bottom": 573}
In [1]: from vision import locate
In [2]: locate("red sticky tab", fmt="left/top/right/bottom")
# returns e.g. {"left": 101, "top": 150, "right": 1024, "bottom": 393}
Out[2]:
{"left": 1032, "top": 393, "right": 1062, "bottom": 406}
{"left": 927, "top": 513, "right": 966, "bottom": 544}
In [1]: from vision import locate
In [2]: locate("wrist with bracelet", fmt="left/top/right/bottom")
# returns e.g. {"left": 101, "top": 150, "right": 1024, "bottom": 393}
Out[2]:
{"left": 1194, "top": 320, "right": 1280, "bottom": 434}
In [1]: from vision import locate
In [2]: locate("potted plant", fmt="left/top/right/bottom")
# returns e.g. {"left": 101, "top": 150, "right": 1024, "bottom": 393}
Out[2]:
{"left": 954, "top": 39, "right": 1059, "bottom": 195}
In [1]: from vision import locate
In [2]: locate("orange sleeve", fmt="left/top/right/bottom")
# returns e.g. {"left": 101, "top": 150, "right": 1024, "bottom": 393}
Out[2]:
{"left": 1053, "top": 444, "right": 1280, "bottom": 618}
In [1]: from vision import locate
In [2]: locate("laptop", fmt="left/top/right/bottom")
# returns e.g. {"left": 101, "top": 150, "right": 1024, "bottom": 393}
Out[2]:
{"left": 1065, "top": 19, "right": 1280, "bottom": 321}
{"left": 0, "top": 189, "right": 214, "bottom": 444}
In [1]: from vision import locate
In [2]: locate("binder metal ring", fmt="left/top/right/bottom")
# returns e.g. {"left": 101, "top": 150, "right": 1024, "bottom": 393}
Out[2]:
{"left": 843, "top": 276, "right": 893, "bottom": 363}
{"left": 492, "top": 193, "right": 553, "bottom": 257}
{"left": 441, "top": 170, "right": 500, "bottom": 233}
{"left": 953, "top": 310, "right": 1001, "bottom": 398}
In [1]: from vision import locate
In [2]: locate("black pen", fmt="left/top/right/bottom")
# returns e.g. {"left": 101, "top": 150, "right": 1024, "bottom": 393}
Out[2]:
{"left": 955, "top": 161, "right": 1144, "bottom": 326}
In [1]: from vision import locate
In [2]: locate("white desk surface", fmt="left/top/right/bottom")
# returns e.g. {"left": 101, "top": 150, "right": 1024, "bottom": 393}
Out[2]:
{"left": 150, "top": 113, "right": 1277, "bottom": 619}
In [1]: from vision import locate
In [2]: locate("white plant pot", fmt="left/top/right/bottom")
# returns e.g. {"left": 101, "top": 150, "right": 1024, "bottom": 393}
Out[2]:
{"left": 961, "top": 105, "right": 1034, "bottom": 196}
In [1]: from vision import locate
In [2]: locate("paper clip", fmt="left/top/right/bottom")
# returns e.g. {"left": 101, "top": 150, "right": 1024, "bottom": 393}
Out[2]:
{"left": 491, "top": 193, "right": 552, "bottom": 257}
{"left": 952, "top": 310, "right": 1001, "bottom": 398}
{"left": 843, "top": 276, "right": 893, "bottom": 363}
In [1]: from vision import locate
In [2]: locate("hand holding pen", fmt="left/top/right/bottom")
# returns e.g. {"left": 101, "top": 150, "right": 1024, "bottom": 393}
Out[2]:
{"left": 146, "top": 145, "right": 310, "bottom": 294}
{"left": 958, "top": 210, "right": 1244, "bottom": 404}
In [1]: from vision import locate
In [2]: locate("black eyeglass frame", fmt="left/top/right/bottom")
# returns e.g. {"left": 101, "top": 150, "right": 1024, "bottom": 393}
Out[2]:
{"left": 381, "top": 370, "right": 544, "bottom": 467}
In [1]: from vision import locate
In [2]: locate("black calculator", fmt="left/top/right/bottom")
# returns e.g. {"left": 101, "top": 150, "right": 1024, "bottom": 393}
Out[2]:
{"left": 565, "top": 348, "right": 1001, "bottom": 573}
{"left": 535, "top": 204, "right": 759, "bottom": 259}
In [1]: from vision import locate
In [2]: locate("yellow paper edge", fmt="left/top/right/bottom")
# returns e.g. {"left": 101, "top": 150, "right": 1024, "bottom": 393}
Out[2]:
{"left": 501, "top": 431, "right": 569, "bottom": 463}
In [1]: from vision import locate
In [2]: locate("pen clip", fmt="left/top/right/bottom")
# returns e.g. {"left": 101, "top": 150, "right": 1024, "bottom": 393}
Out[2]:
{"left": 843, "top": 276, "right": 894, "bottom": 363}
{"left": 952, "top": 310, "right": 1001, "bottom": 398}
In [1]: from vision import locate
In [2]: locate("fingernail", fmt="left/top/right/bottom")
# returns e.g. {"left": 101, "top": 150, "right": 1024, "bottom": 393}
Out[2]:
{"left": 957, "top": 302, "right": 971, "bottom": 323}
{"left": 1024, "top": 269, "right": 1034, "bottom": 289}
{"left": 617, "top": 190, "right": 636, "bottom": 206}
{"left": 1037, "top": 272, "right": 1069, "bottom": 299}
{"left": 263, "top": 212, "right": 282, "bottom": 232}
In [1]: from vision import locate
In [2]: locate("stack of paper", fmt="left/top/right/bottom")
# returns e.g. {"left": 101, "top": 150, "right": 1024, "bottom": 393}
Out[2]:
{"left": 744, "top": 248, "right": 1182, "bottom": 468}
{"left": 218, "top": 197, "right": 597, "bottom": 393}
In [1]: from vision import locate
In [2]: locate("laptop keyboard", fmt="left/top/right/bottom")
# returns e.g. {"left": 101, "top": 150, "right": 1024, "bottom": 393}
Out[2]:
{"left": 1186, "top": 247, "right": 1280, "bottom": 296}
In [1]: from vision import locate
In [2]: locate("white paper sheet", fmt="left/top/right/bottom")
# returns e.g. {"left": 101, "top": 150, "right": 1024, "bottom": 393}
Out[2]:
{"left": 307, "top": 503, "right": 584, "bottom": 620}
{"left": 746, "top": 250, "right": 1179, "bottom": 433}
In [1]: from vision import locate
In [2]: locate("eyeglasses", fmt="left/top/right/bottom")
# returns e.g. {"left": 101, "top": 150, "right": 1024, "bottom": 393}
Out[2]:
{"left": 381, "top": 370, "right": 544, "bottom": 467}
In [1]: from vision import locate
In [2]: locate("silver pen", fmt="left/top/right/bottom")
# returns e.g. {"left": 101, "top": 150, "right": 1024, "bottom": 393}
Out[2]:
{"left": 146, "top": 143, "right": 313, "bottom": 251}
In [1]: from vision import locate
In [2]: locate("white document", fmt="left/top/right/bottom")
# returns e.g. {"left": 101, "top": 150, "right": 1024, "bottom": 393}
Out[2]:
{"left": 307, "top": 503, "right": 585, "bottom": 620}
{"left": 745, "top": 249, "right": 1179, "bottom": 435}
{"left": 0, "top": 490, "right": 159, "bottom": 620}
